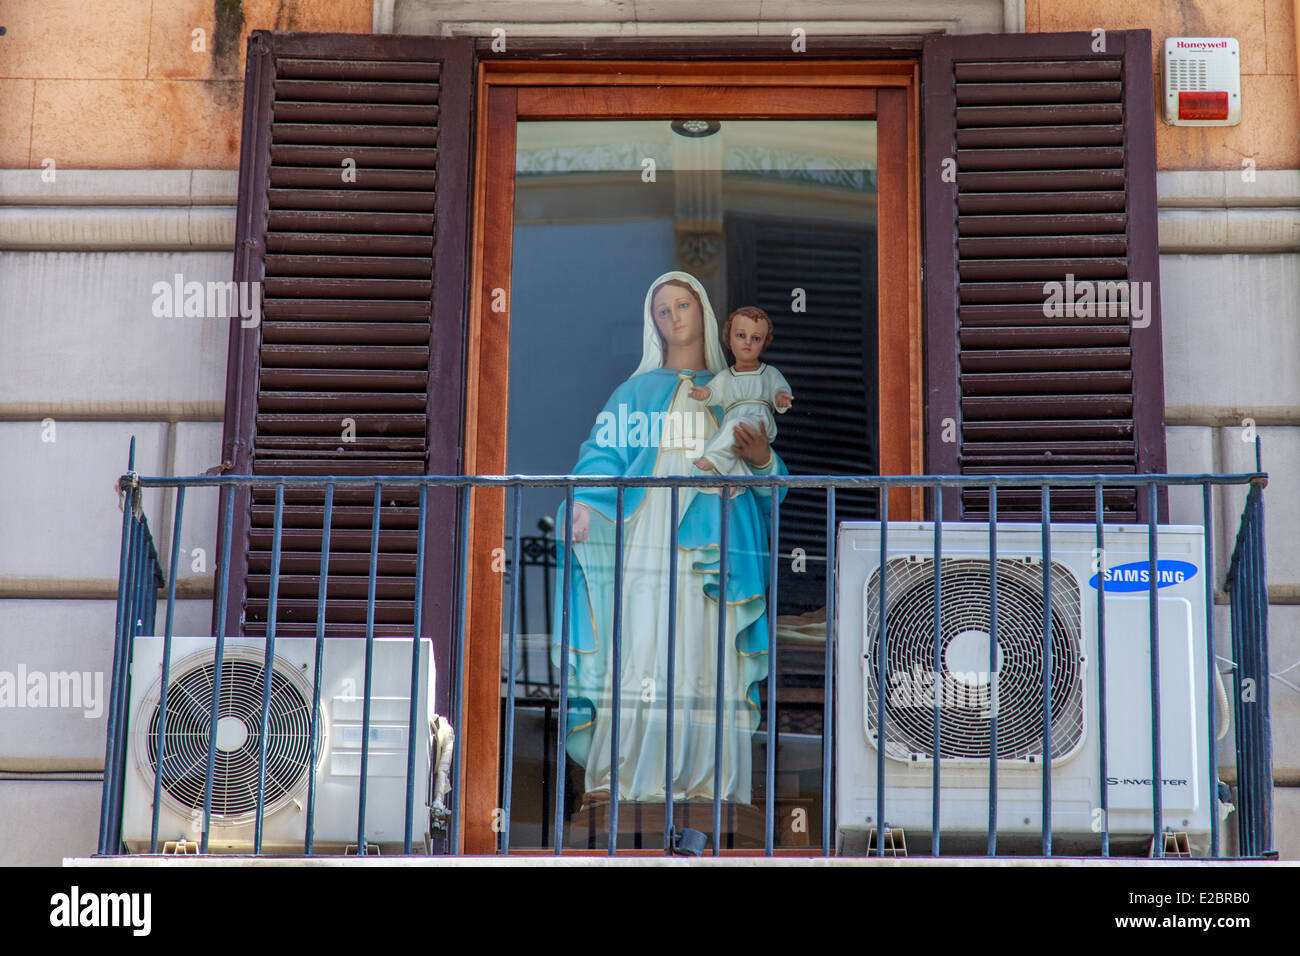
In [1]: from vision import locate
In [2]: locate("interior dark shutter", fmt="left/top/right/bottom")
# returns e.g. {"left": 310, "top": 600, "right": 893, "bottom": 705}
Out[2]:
{"left": 217, "top": 32, "right": 472, "bottom": 671}
{"left": 726, "top": 212, "right": 879, "bottom": 610}
{"left": 922, "top": 29, "right": 1167, "bottom": 522}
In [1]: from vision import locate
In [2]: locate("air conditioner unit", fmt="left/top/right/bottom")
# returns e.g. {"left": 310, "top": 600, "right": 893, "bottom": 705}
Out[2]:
{"left": 124, "top": 636, "right": 435, "bottom": 854}
{"left": 836, "top": 522, "right": 1214, "bottom": 856}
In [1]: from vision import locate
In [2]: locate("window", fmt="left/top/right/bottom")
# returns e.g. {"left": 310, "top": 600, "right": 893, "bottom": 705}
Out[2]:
{"left": 217, "top": 29, "right": 1165, "bottom": 854}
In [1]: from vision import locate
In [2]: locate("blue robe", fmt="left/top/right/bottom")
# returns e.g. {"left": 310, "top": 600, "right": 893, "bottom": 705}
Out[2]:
{"left": 551, "top": 368, "right": 787, "bottom": 771}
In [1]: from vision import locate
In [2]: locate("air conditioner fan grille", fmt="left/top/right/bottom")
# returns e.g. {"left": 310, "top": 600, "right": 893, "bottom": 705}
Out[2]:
{"left": 865, "top": 557, "right": 1084, "bottom": 761}
{"left": 146, "top": 658, "right": 317, "bottom": 819}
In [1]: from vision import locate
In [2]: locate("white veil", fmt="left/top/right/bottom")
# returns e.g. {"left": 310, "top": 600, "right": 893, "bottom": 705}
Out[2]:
{"left": 631, "top": 270, "right": 728, "bottom": 377}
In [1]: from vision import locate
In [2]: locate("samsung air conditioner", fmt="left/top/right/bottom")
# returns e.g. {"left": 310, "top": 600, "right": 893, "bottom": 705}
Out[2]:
{"left": 124, "top": 636, "right": 435, "bottom": 854}
{"left": 836, "top": 522, "right": 1215, "bottom": 856}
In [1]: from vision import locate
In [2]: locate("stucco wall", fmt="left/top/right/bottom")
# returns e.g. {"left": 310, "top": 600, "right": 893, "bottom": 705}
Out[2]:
{"left": 1, "top": 1, "right": 1295, "bottom": 170}
{"left": 1032, "top": 0, "right": 1299, "bottom": 168}
{"left": 0, "top": 0, "right": 371, "bottom": 168}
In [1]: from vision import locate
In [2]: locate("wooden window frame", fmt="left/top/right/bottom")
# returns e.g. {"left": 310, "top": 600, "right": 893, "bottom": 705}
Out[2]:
{"left": 459, "top": 58, "right": 922, "bottom": 854}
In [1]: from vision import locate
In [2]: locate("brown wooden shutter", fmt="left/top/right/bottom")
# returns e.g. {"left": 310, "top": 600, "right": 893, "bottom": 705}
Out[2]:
{"left": 217, "top": 32, "right": 473, "bottom": 669}
{"left": 922, "top": 30, "right": 1167, "bottom": 522}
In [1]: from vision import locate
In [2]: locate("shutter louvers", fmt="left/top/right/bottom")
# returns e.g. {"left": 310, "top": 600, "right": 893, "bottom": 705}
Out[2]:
{"left": 219, "top": 33, "right": 472, "bottom": 640}
{"left": 923, "top": 31, "right": 1167, "bottom": 523}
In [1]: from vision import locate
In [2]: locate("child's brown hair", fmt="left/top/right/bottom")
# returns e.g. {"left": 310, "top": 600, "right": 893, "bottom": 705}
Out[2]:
{"left": 723, "top": 306, "right": 774, "bottom": 352}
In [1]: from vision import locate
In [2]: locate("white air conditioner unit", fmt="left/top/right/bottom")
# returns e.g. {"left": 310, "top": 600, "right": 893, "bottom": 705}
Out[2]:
{"left": 836, "top": 522, "right": 1214, "bottom": 856}
{"left": 124, "top": 636, "right": 435, "bottom": 854}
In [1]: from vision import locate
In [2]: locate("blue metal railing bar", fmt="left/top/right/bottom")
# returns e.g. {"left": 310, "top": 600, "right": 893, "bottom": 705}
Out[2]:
{"left": 1226, "top": 483, "right": 1273, "bottom": 856}
{"left": 875, "top": 485, "right": 887, "bottom": 857}
{"left": 665, "top": 486, "right": 678, "bottom": 855}
{"left": 609, "top": 485, "right": 625, "bottom": 855}
{"left": 987, "top": 485, "right": 999, "bottom": 856}
{"left": 304, "top": 482, "right": 334, "bottom": 853}
{"left": 149, "top": 486, "right": 185, "bottom": 852}
{"left": 1094, "top": 484, "right": 1109, "bottom": 858}
{"left": 822, "top": 487, "right": 836, "bottom": 857}
{"left": 555, "top": 486, "right": 573, "bottom": 855}
{"left": 356, "top": 483, "right": 383, "bottom": 853}
{"left": 1202, "top": 483, "right": 1217, "bottom": 858}
{"left": 712, "top": 488, "right": 729, "bottom": 855}
{"left": 126, "top": 472, "right": 1267, "bottom": 490}
{"left": 98, "top": 481, "right": 134, "bottom": 855}
{"left": 406, "top": 484, "right": 430, "bottom": 853}
{"left": 449, "top": 487, "right": 471, "bottom": 854}
{"left": 1147, "top": 482, "right": 1164, "bottom": 856}
{"left": 253, "top": 483, "right": 285, "bottom": 853}
{"left": 1041, "top": 487, "right": 1053, "bottom": 856}
{"left": 199, "top": 482, "right": 235, "bottom": 853}
{"left": 764, "top": 486, "right": 779, "bottom": 856}
{"left": 931, "top": 489, "right": 942, "bottom": 856}
{"left": 502, "top": 486, "right": 522, "bottom": 854}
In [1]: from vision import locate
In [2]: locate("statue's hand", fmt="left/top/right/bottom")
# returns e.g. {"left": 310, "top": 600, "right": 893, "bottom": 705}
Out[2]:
{"left": 732, "top": 422, "right": 772, "bottom": 469}
{"left": 570, "top": 502, "right": 591, "bottom": 543}
{"left": 689, "top": 385, "right": 711, "bottom": 402}
{"left": 775, "top": 391, "right": 793, "bottom": 410}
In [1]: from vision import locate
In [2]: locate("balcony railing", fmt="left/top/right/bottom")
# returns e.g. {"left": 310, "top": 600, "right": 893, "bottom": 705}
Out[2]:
{"left": 97, "top": 440, "right": 1275, "bottom": 859}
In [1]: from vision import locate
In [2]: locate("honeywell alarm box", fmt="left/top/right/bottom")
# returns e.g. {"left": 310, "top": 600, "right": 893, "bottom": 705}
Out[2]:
{"left": 1163, "top": 38, "right": 1241, "bottom": 126}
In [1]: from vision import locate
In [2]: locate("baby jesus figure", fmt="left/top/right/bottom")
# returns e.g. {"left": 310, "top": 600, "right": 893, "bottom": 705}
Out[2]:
{"left": 689, "top": 306, "right": 793, "bottom": 477}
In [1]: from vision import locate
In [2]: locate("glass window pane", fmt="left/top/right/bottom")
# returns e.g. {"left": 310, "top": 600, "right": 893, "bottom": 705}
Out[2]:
{"left": 502, "top": 119, "right": 878, "bottom": 850}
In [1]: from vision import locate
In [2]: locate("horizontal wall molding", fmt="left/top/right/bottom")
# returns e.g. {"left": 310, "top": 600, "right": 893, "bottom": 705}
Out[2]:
{"left": 1165, "top": 408, "right": 1300, "bottom": 428}
{"left": 0, "top": 579, "right": 214, "bottom": 600}
{"left": 0, "top": 170, "right": 237, "bottom": 252}
{"left": 0, "top": 763, "right": 104, "bottom": 775}
{"left": 1159, "top": 209, "right": 1300, "bottom": 253}
{"left": 2, "top": 164, "right": 1296, "bottom": 254}
{"left": 389, "top": 0, "right": 1019, "bottom": 37}
{"left": 1158, "top": 170, "right": 1300, "bottom": 209}
{"left": 0, "top": 404, "right": 224, "bottom": 422}
{"left": 0, "top": 170, "right": 237, "bottom": 206}
{"left": 1158, "top": 169, "right": 1300, "bottom": 253}
{"left": 0, "top": 206, "right": 235, "bottom": 251}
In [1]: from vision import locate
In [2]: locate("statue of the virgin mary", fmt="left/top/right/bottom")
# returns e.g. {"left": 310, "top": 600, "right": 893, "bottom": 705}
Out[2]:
{"left": 552, "top": 270, "right": 786, "bottom": 806}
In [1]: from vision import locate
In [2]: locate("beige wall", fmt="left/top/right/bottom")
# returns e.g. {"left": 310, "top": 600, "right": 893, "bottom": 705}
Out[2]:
{"left": 1, "top": 1, "right": 1295, "bottom": 170}
{"left": 1032, "top": 0, "right": 1299, "bottom": 168}
{"left": 0, "top": 0, "right": 371, "bottom": 169}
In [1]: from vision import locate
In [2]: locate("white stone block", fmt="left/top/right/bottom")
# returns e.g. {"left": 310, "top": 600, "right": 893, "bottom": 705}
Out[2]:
{"left": 1157, "top": 170, "right": 1227, "bottom": 208}
{"left": 155, "top": 423, "right": 224, "bottom": 587}
{"left": 0, "top": 421, "right": 168, "bottom": 582}
{"left": 1164, "top": 426, "right": 1214, "bottom": 524}
{"left": 0, "top": 251, "right": 231, "bottom": 416}
{"left": 160, "top": 600, "right": 215, "bottom": 637}
{"left": 1262, "top": 605, "right": 1300, "bottom": 780}
{"left": 0, "top": 780, "right": 102, "bottom": 865}
{"left": 1224, "top": 170, "right": 1300, "bottom": 208}
{"left": 1262, "top": 785, "right": 1300, "bottom": 860}
{"left": 1160, "top": 254, "right": 1300, "bottom": 413}
{"left": 0, "top": 598, "right": 210, "bottom": 770}
{"left": 0, "top": 601, "right": 117, "bottom": 767}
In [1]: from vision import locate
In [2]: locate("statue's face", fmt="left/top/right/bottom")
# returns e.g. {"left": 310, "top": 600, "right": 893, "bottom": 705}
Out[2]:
{"left": 728, "top": 314, "right": 771, "bottom": 362}
{"left": 651, "top": 283, "right": 704, "bottom": 357}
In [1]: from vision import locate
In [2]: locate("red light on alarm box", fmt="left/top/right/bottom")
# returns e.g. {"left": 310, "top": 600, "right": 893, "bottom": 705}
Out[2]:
{"left": 1178, "top": 91, "right": 1230, "bottom": 121}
